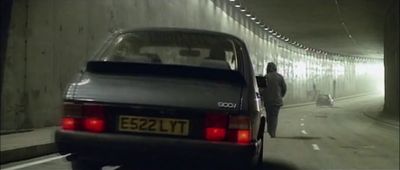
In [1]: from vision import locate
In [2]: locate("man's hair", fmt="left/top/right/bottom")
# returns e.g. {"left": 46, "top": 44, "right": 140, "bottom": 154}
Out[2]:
{"left": 267, "top": 62, "right": 277, "bottom": 73}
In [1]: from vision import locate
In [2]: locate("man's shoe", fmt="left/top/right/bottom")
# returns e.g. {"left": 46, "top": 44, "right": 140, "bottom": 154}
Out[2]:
{"left": 269, "top": 132, "right": 276, "bottom": 138}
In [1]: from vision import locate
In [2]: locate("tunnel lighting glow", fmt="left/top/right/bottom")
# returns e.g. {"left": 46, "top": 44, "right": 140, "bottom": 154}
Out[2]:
{"left": 71, "top": 78, "right": 90, "bottom": 86}
{"left": 234, "top": 4, "right": 241, "bottom": 8}
{"left": 251, "top": 17, "right": 256, "bottom": 20}
{"left": 245, "top": 13, "right": 251, "bottom": 17}
{"left": 255, "top": 21, "right": 261, "bottom": 24}
{"left": 268, "top": 30, "right": 273, "bottom": 33}
{"left": 76, "top": 79, "right": 90, "bottom": 86}
{"left": 277, "top": 34, "right": 281, "bottom": 38}
{"left": 285, "top": 38, "right": 289, "bottom": 42}
{"left": 264, "top": 27, "right": 269, "bottom": 30}
{"left": 294, "top": 61, "right": 307, "bottom": 79}
{"left": 229, "top": 0, "right": 235, "bottom": 1}
{"left": 240, "top": 8, "right": 246, "bottom": 12}
{"left": 272, "top": 32, "right": 277, "bottom": 35}
{"left": 333, "top": 64, "right": 345, "bottom": 78}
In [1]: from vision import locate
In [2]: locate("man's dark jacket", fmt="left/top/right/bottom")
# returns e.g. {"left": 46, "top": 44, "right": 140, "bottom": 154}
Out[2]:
{"left": 262, "top": 63, "right": 287, "bottom": 106}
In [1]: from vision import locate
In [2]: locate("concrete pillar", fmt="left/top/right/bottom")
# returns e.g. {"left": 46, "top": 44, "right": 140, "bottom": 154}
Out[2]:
{"left": 383, "top": 0, "right": 399, "bottom": 120}
{"left": 0, "top": 0, "right": 14, "bottom": 130}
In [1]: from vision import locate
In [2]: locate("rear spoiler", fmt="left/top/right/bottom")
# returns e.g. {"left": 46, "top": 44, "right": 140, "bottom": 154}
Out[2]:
{"left": 86, "top": 61, "right": 246, "bottom": 85}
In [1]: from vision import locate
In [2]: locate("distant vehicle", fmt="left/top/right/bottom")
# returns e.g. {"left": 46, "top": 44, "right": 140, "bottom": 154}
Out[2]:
{"left": 316, "top": 94, "right": 335, "bottom": 107}
{"left": 55, "top": 28, "right": 266, "bottom": 169}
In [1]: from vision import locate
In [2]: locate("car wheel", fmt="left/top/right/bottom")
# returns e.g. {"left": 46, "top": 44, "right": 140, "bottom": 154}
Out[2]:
{"left": 71, "top": 160, "right": 103, "bottom": 170}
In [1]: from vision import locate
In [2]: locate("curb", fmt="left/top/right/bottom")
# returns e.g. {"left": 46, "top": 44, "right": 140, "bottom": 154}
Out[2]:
{"left": 282, "top": 92, "right": 375, "bottom": 109}
{"left": 363, "top": 112, "right": 400, "bottom": 129}
{"left": 0, "top": 143, "right": 57, "bottom": 164}
{"left": 282, "top": 102, "right": 315, "bottom": 109}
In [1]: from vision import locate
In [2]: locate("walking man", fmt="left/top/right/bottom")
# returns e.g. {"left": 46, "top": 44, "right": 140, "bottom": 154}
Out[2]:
{"left": 262, "top": 62, "right": 286, "bottom": 138}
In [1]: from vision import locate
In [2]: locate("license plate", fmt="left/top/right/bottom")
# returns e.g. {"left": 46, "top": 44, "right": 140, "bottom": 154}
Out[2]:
{"left": 118, "top": 115, "right": 189, "bottom": 136}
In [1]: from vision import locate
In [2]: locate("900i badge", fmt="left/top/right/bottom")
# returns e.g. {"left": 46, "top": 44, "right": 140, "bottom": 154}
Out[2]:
{"left": 217, "top": 102, "right": 237, "bottom": 108}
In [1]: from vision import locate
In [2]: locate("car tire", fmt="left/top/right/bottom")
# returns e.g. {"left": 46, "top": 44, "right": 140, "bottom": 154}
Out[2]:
{"left": 257, "top": 135, "right": 264, "bottom": 165}
{"left": 71, "top": 160, "right": 103, "bottom": 170}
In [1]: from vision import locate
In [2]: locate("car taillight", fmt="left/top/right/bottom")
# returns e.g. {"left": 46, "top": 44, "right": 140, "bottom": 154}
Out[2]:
{"left": 61, "top": 103, "right": 82, "bottom": 131}
{"left": 205, "top": 128, "right": 226, "bottom": 141}
{"left": 204, "top": 113, "right": 228, "bottom": 141}
{"left": 236, "top": 130, "right": 251, "bottom": 144}
{"left": 61, "top": 102, "right": 105, "bottom": 133}
{"left": 82, "top": 105, "right": 105, "bottom": 133}
{"left": 61, "top": 117, "right": 77, "bottom": 130}
{"left": 83, "top": 117, "right": 105, "bottom": 133}
{"left": 227, "top": 116, "right": 251, "bottom": 144}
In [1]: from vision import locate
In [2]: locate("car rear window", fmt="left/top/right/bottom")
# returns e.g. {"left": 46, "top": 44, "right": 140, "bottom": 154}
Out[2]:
{"left": 96, "top": 31, "right": 239, "bottom": 71}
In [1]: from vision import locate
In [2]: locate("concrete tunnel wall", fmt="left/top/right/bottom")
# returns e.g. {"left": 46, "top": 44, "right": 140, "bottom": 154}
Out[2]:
{"left": 1, "top": 0, "right": 381, "bottom": 131}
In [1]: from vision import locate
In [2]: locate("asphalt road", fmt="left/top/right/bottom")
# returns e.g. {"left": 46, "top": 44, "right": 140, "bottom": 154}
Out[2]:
{"left": 1, "top": 95, "right": 398, "bottom": 170}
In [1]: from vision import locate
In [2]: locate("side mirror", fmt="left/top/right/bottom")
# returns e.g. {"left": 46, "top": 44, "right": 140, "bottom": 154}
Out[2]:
{"left": 256, "top": 76, "right": 266, "bottom": 88}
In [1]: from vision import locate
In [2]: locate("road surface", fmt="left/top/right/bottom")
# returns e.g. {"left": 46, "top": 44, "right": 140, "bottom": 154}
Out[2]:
{"left": 1, "top": 95, "right": 398, "bottom": 170}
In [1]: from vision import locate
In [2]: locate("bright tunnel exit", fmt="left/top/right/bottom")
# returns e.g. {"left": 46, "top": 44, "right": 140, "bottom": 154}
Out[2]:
{"left": 356, "top": 61, "right": 385, "bottom": 96}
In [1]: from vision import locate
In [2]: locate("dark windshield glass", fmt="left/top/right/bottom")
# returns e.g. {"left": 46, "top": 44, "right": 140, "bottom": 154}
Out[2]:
{"left": 95, "top": 31, "right": 238, "bottom": 70}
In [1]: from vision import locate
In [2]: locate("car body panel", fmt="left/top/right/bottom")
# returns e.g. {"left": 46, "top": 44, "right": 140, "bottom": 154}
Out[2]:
{"left": 56, "top": 129, "right": 260, "bottom": 166}
{"left": 68, "top": 72, "right": 242, "bottom": 111}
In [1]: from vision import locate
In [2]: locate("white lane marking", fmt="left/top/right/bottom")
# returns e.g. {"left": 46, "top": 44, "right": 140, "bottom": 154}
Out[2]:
{"left": 300, "top": 123, "right": 305, "bottom": 126}
{"left": 301, "top": 130, "right": 308, "bottom": 135}
{"left": 361, "top": 145, "right": 375, "bottom": 149}
{"left": 312, "top": 144, "right": 320, "bottom": 151}
{"left": 102, "top": 166, "right": 121, "bottom": 170}
{"left": 300, "top": 118, "right": 304, "bottom": 121}
{"left": 2, "top": 154, "right": 71, "bottom": 170}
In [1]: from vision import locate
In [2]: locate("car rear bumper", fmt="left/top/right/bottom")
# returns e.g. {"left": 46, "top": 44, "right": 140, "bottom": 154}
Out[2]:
{"left": 55, "top": 129, "right": 261, "bottom": 166}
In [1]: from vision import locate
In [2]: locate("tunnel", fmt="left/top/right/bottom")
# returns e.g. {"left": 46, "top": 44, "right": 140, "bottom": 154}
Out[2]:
{"left": 0, "top": 0, "right": 398, "bottom": 170}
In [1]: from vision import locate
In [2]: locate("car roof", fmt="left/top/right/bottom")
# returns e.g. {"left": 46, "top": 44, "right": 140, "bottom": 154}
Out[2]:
{"left": 114, "top": 27, "right": 246, "bottom": 45}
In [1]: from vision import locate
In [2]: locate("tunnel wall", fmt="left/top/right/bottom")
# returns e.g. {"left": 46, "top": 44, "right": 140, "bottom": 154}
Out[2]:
{"left": 383, "top": 0, "right": 399, "bottom": 120}
{"left": 1, "top": 0, "right": 381, "bottom": 130}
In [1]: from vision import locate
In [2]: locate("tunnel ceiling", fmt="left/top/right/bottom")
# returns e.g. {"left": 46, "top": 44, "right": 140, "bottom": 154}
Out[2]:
{"left": 241, "top": 0, "right": 391, "bottom": 58}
